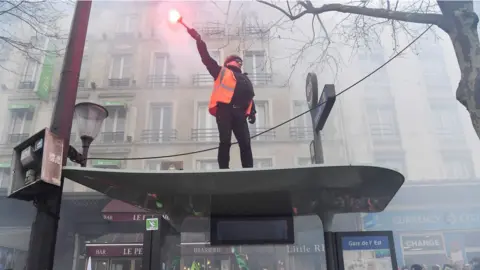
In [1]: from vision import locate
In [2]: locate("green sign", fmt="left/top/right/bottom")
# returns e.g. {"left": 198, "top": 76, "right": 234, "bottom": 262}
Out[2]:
{"left": 92, "top": 160, "right": 121, "bottom": 167}
{"left": 8, "top": 103, "right": 33, "bottom": 110}
{"left": 146, "top": 217, "right": 159, "bottom": 231}
{"left": 35, "top": 39, "right": 55, "bottom": 101}
{"left": 0, "top": 161, "right": 10, "bottom": 168}
{"left": 104, "top": 101, "right": 125, "bottom": 107}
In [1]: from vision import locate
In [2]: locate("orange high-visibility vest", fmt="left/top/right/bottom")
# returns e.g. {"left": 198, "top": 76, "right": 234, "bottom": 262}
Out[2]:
{"left": 208, "top": 67, "right": 253, "bottom": 116}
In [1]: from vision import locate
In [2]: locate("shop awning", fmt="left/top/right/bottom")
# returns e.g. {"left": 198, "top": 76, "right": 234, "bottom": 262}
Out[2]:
{"left": 92, "top": 160, "right": 122, "bottom": 167}
{"left": 102, "top": 199, "right": 151, "bottom": 222}
{"left": 103, "top": 101, "right": 127, "bottom": 107}
{"left": 8, "top": 103, "right": 35, "bottom": 111}
{"left": 0, "top": 161, "right": 11, "bottom": 168}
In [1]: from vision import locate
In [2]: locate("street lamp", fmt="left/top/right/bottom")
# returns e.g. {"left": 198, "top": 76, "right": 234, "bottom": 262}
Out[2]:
{"left": 68, "top": 102, "right": 108, "bottom": 167}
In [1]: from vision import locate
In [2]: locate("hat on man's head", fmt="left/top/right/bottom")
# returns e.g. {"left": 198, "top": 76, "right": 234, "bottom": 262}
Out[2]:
{"left": 224, "top": 55, "right": 242, "bottom": 66}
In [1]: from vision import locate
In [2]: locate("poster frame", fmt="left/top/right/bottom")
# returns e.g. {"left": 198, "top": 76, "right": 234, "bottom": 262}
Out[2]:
{"left": 335, "top": 230, "right": 398, "bottom": 270}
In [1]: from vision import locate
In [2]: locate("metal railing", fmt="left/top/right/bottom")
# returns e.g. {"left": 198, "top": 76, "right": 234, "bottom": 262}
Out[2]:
{"left": 192, "top": 74, "right": 214, "bottom": 86}
{"left": 289, "top": 126, "right": 313, "bottom": 140}
{"left": 7, "top": 133, "right": 29, "bottom": 144}
{"left": 18, "top": 81, "right": 35, "bottom": 90}
{"left": 369, "top": 124, "right": 401, "bottom": 143}
{"left": 141, "top": 129, "right": 177, "bottom": 142}
{"left": 146, "top": 75, "right": 179, "bottom": 88}
{"left": 194, "top": 24, "right": 226, "bottom": 38}
{"left": 108, "top": 78, "right": 131, "bottom": 87}
{"left": 191, "top": 128, "right": 218, "bottom": 141}
{"left": 250, "top": 127, "right": 276, "bottom": 141}
{"left": 248, "top": 73, "right": 272, "bottom": 86}
{"left": 98, "top": 132, "right": 125, "bottom": 144}
{"left": 236, "top": 26, "right": 269, "bottom": 37}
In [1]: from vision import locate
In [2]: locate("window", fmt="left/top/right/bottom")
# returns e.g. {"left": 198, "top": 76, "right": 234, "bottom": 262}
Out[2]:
{"left": 102, "top": 107, "right": 126, "bottom": 143}
{"left": 195, "top": 102, "right": 216, "bottom": 141}
{"left": 249, "top": 101, "right": 272, "bottom": 140}
{"left": 146, "top": 161, "right": 183, "bottom": 171}
{"left": 291, "top": 101, "right": 312, "bottom": 140}
{"left": 148, "top": 53, "right": 171, "bottom": 87}
{"left": 109, "top": 55, "right": 132, "bottom": 86}
{"left": 196, "top": 159, "right": 218, "bottom": 170}
{"left": 117, "top": 14, "right": 139, "bottom": 34}
{"left": 430, "top": 102, "right": 464, "bottom": 142}
{"left": 0, "top": 167, "right": 10, "bottom": 188}
{"left": 441, "top": 151, "right": 474, "bottom": 179}
{"left": 367, "top": 104, "right": 400, "bottom": 143}
{"left": 253, "top": 158, "right": 273, "bottom": 168}
{"left": 148, "top": 103, "right": 173, "bottom": 142}
{"left": 8, "top": 110, "right": 33, "bottom": 143}
{"left": 20, "top": 59, "right": 38, "bottom": 89}
{"left": 374, "top": 152, "right": 406, "bottom": 176}
{"left": 244, "top": 50, "right": 269, "bottom": 85}
{"left": 297, "top": 157, "right": 312, "bottom": 166}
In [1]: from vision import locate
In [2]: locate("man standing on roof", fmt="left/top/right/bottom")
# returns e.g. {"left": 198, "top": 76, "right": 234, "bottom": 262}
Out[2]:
{"left": 187, "top": 28, "right": 256, "bottom": 169}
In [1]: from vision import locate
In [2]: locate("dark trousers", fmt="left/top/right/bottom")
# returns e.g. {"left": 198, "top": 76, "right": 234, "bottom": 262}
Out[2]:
{"left": 216, "top": 103, "right": 253, "bottom": 169}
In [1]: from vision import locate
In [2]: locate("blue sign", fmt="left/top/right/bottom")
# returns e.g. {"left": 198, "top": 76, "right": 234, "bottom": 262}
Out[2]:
{"left": 363, "top": 208, "right": 480, "bottom": 231}
{"left": 341, "top": 236, "right": 390, "bottom": 250}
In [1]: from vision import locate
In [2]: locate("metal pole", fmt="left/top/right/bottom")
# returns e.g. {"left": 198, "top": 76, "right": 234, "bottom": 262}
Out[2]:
{"left": 25, "top": 1, "right": 92, "bottom": 270}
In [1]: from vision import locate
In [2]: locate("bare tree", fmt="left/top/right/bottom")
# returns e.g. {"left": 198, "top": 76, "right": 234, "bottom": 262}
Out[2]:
{"left": 0, "top": 0, "right": 71, "bottom": 71}
{"left": 258, "top": 0, "right": 480, "bottom": 140}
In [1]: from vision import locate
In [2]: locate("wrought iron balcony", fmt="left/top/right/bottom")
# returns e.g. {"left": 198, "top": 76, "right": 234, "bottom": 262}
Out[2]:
{"left": 108, "top": 78, "right": 131, "bottom": 87}
{"left": 194, "top": 23, "right": 226, "bottom": 38}
{"left": 141, "top": 129, "right": 177, "bottom": 143}
{"left": 289, "top": 126, "right": 313, "bottom": 140}
{"left": 191, "top": 128, "right": 219, "bottom": 141}
{"left": 97, "top": 131, "right": 126, "bottom": 144}
{"left": 192, "top": 74, "right": 214, "bottom": 86}
{"left": 147, "top": 75, "right": 179, "bottom": 88}
{"left": 369, "top": 124, "right": 401, "bottom": 143}
{"left": 248, "top": 73, "right": 272, "bottom": 86}
{"left": 250, "top": 127, "right": 275, "bottom": 141}
{"left": 18, "top": 81, "right": 35, "bottom": 90}
{"left": 6, "top": 133, "right": 29, "bottom": 144}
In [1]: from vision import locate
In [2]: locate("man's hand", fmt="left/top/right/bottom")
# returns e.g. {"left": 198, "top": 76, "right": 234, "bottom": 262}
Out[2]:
{"left": 247, "top": 114, "right": 256, "bottom": 124}
{"left": 187, "top": 28, "right": 201, "bottom": 41}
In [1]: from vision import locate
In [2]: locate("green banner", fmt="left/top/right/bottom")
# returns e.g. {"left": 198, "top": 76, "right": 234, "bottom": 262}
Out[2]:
{"left": 8, "top": 103, "right": 33, "bottom": 110}
{"left": 0, "top": 161, "right": 10, "bottom": 168}
{"left": 92, "top": 160, "right": 121, "bottom": 167}
{"left": 35, "top": 39, "right": 55, "bottom": 101}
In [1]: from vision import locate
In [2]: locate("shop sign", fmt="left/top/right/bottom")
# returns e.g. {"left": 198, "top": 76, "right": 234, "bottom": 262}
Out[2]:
{"left": 86, "top": 245, "right": 143, "bottom": 257}
{"left": 287, "top": 244, "right": 325, "bottom": 253}
{"left": 401, "top": 235, "right": 444, "bottom": 252}
{"left": 102, "top": 213, "right": 168, "bottom": 222}
{"left": 181, "top": 246, "right": 233, "bottom": 255}
{"left": 363, "top": 209, "right": 480, "bottom": 231}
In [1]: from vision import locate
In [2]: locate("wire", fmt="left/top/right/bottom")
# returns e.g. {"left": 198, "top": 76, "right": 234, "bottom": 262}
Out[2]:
{"left": 88, "top": 25, "right": 433, "bottom": 161}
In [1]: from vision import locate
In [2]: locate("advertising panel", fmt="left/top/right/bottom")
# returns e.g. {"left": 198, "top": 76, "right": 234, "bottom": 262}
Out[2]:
{"left": 336, "top": 231, "right": 398, "bottom": 270}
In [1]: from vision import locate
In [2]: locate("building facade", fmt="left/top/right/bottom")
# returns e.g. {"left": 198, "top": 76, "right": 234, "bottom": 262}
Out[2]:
{"left": 0, "top": 1, "right": 479, "bottom": 270}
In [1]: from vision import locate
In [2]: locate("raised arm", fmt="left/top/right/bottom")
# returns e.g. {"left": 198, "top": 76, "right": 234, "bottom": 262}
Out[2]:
{"left": 187, "top": 28, "right": 221, "bottom": 79}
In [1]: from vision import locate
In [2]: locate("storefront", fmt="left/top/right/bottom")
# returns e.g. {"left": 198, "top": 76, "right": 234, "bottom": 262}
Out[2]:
{"left": 363, "top": 207, "right": 480, "bottom": 267}
{"left": 86, "top": 243, "right": 143, "bottom": 270}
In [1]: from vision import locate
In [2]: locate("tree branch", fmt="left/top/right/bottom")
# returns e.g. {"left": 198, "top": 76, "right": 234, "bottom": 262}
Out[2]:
{"left": 257, "top": 1, "right": 444, "bottom": 26}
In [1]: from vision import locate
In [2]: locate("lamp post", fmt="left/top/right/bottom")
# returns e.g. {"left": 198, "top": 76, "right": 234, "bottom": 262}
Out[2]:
{"left": 73, "top": 102, "right": 109, "bottom": 166}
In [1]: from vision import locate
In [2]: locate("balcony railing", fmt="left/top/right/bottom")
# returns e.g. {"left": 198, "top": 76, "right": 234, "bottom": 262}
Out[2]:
{"left": 248, "top": 73, "right": 272, "bottom": 86}
{"left": 435, "top": 129, "right": 466, "bottom": 144}
{"left": 191, "top": 128, "right": 218, "bottom": 141}
{"left": 98, "top": 132, "right": 125, "bottom": 144}
{"left": 289, "top": 126, "right": 313, "bottom": 140}
{"left": 193, "top": 74, "right": 214, "bottom": 86}
{"left": 250, "top": 127, "right": 275, "bottom": 141}
{"left": 147, "top": 75, "right": 179, "bottom": 88}
{"left": 141, "top": 129, "right": 177, "bottom": 142}
{"left": 18, "top": 81, "right": 35, "bottom": 90}
{"left": 6, "top": 133, "right": 29, "bottom": 144}
{"left": 369, "top": 124, "right": 401, "bottom": 143}
{"left": 108, "top": 78, "right": 131, "bottom": 87}
{"left": 236, "top": 25, "right": 269, "bottom": 37}
{"left": 194, "top": 23, "right": 226, "bottom": 38}
{"left": 78, "top": 79, "right": 86, "bottom": 88}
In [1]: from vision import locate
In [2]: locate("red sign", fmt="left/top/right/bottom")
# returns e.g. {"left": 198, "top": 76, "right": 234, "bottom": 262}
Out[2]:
{"left": 86, "top": 245, "right": 143, "bottom": 257}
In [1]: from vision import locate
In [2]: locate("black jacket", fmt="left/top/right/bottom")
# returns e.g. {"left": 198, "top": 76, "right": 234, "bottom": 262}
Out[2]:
{"left": 195, "top": 39, "right": 256, "bottom": 115}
